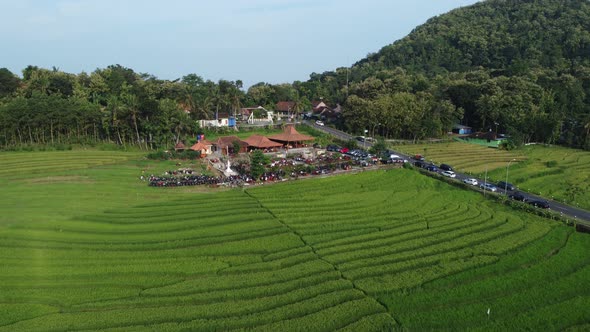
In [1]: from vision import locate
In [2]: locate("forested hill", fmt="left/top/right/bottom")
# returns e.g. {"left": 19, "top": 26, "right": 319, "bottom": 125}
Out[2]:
{"left": 357, "top": 0, "right": 590, "bottom": 77}
{"left": 312, "top": 0, "right": 590, "bottom": 149}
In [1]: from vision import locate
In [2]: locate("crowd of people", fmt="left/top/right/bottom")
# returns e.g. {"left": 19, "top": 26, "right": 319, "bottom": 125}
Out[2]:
{"left": 146, "top": 166, "right": 278, "bottom": 187}
{"left": 148, "top": 174, "right": 225, "bottom": 187}
{"left": 145, "top": 151, "right": 378, "bottom": 188}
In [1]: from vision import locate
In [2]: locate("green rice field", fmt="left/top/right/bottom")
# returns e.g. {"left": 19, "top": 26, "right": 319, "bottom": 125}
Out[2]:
{"left": 486, "top": 145, "right": 590, "bottom": 210}
{"left": 393, "top": 141, "right": 590, "bottom": 210}
{"left": 393, "top": 141, "right": 527, "bottom": 174}
{"left": 1, "top": 150, "right": 589, "bottom": 331}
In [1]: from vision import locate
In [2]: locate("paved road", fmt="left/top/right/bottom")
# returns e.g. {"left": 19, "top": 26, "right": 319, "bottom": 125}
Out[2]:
{"left": 309, "top": 122, "right": 590, "bottom": 223}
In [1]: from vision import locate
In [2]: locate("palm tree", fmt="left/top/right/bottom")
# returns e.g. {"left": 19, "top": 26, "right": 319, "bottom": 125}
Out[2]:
{"left": 106, "top": 96, "right": 123, "bottom": 146}
{"left": 291, "top": 93, "right": 304, "bottom": 126}
{"left": 231, "top": 92, "right": 242, "bottom": 120}
{"left": 122, "top": 93, "right": 141, "bottom": 147}
{"left": 170, "top": 111, "right": 192, "bottom": 144}
{"left": 195, "top": 95, "right": 213, "bottom": 120}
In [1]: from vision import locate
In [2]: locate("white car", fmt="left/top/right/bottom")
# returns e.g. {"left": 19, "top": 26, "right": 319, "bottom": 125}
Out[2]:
{"left": 441, "top": 170, "right": 456, "bottom": 178}
{"left": 479, "top": 183, "right": 498, "bottom": 192}
{"left": 315, "top": 120, "right": 324, "bottom": 126}
{"left": 463, "top": 178, "right": 478, "bottom": 186}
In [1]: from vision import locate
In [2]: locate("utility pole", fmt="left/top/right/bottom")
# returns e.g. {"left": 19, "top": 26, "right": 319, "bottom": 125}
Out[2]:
{"left": 505, "top": 158, "right": 516, "bottom": 194}
{"left": 346, "top": 66, "right": 349, "bottom": 99}
{"left": 484, "top": 166, "right": 488, "bottom": 197}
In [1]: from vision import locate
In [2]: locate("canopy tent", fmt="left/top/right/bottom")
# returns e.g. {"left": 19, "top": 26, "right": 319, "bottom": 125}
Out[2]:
{"left": 243, "top": 134, "right": 283, "bottom": 151}
{"left": 268, "top": 125, "right": 314, "bottom": 147}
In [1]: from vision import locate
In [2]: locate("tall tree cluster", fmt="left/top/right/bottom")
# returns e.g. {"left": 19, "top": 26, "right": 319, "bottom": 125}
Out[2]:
{"left": 0, "top": 65, "right": 246, "bottom": 149}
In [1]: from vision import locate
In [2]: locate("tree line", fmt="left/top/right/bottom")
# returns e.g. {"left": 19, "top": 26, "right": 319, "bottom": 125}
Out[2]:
{"left": 1, "top": 0, "right": 590, "bottom": 150}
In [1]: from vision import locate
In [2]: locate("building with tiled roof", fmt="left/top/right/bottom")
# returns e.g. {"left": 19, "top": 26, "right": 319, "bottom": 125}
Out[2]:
{"left": 275, "top": 101, "right": 295, "bottom": 119}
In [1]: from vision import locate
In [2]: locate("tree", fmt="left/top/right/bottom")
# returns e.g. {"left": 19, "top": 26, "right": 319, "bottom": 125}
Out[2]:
{"left": 290, "top": 92, "right": 304, "bottom": 124}
{"left": 0, "top": 68, "right": 21, "bottom": 98}
{"left": 369, "top": 138, "right": 387, "bottom": 156}
{"left": 249, "top": 150, "right": 266, "bottom": 181}
{"left": 231, "top": 140, "right": 241, "bottom": 155}
{"left": 121, "top": 90, "right": 142, "bottom": 147}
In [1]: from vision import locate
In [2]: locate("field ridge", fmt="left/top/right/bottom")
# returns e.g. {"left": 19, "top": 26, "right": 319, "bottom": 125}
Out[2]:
{"left": 242, "top": 189, "right": 398, "bottom": 326}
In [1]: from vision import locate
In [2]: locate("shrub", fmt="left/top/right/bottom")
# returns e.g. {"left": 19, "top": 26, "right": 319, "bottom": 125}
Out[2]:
{"left": 545, "top": 160, "right": 558, "bottom": 168}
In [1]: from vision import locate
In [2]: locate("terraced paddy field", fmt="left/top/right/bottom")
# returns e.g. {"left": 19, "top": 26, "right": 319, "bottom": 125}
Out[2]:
{"left": 486, "top": 145, "right": 590, "bottom": 210}
{"left": 394, "top": 142, "right": 590, "bottom": 210}
{"left": 393, "top": 141, "right": 527, "bottom": 174}
{"left": 1, "top": 150, "right": 590, "bottom": 331}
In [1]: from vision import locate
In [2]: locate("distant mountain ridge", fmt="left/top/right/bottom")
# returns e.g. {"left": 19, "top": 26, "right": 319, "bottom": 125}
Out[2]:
{"left": 300, "top": 0, "right": 590, "bottom": 149}
{"left": 354, "top": 0, "right": 590, "bottom": 79}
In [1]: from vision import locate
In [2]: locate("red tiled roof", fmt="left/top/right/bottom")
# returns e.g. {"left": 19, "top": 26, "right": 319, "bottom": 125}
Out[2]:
{"left": 275, "top": 101, "right": 295, "bottom": 112}
{"left": 243, "top": 134, "right": 283, "bottom": 148}
{"left": 268, "top": 125, "right": 314, "bottom": 143}
{"left": 212, "top": 136, "right": 248, "bottom": 149}
{"left": 241, "top": 106, "right": 267, "bottom": 116}
{"left": 199, "top": 139, "right": 213, "bottom": 146}
{"left": 311, "top": 100, "right": 322, "bottom": 107}
{"left": 189, "top": 142, "right": 209, "bottom": 151}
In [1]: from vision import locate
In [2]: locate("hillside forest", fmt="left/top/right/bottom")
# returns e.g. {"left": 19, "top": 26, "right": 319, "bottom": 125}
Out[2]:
{"left": 0, "top": 0, "right": 589, "bottom": 150}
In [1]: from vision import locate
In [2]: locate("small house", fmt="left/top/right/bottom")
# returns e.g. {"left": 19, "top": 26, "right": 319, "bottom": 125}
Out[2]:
{"left": 241, "top": 106, "right": 274, "bottom": 124}
{"left": 275, "top": 101, "right": 295, "bottom": 119}
{"left": 452, "top": 124, "right": 472, "bottom": 135}
{"left": 198, "top": 112, "right": 230, "bottom": 128}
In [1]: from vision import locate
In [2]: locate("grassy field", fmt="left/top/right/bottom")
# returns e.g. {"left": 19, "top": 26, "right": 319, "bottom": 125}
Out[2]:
{"left": 1, "top": 150, "right": 589, "bottom": 331}
{"left": 486, "top": 145, "right": 590, "bottom": 210}
{"left": 392, "top": 141, "right": 527, "bottom": 174}
{"left": 393, "top": 141, "right": 590, "bottom": 210}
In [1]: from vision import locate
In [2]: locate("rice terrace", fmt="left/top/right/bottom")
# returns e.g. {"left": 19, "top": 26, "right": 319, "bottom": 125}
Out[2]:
{"left": 3, "top": 0, "right": 590, "bottom": 330}
{"left": 1, "top": 149, "right": 590, "bottom": 331}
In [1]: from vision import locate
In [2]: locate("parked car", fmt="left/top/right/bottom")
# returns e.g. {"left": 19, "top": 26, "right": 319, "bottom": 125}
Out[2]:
{"left": 339, "top": 147, "right": 349, "bottom": 154}
{"left": 441, "top": 170, "right": 456, "bottom": 178}
{"left": 497, "top": 181, "right": 516, "bottom": 191}
{"left": 509, "top": 192, "right": 527, "bottom": 202}
{"left": 326, "top": 144, "right": 340, "bottom": 152}
{"left": 479, "top": 183, "right": 498, "bottom": 192}
{"left": 440, "top": 164, "right": 453, "bottom": 171}
{"left": 315, "top": 120, "right": 325, "bottom": 126}
{"left": 426, "top": 165, "right": 439, "bottom": 172}
{"left": 528, "top": 200, "right": 550, "bottom": 209}
{"left": 390, "top": 157, "right": 407, "bottom": 163}
{"left": 463, "top": 178, "right": 478, "bottom": 186}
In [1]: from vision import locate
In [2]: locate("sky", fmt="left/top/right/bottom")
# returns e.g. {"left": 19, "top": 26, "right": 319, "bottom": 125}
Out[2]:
{"left": 1, "top": 0, "right": 481, "bottom": 89}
